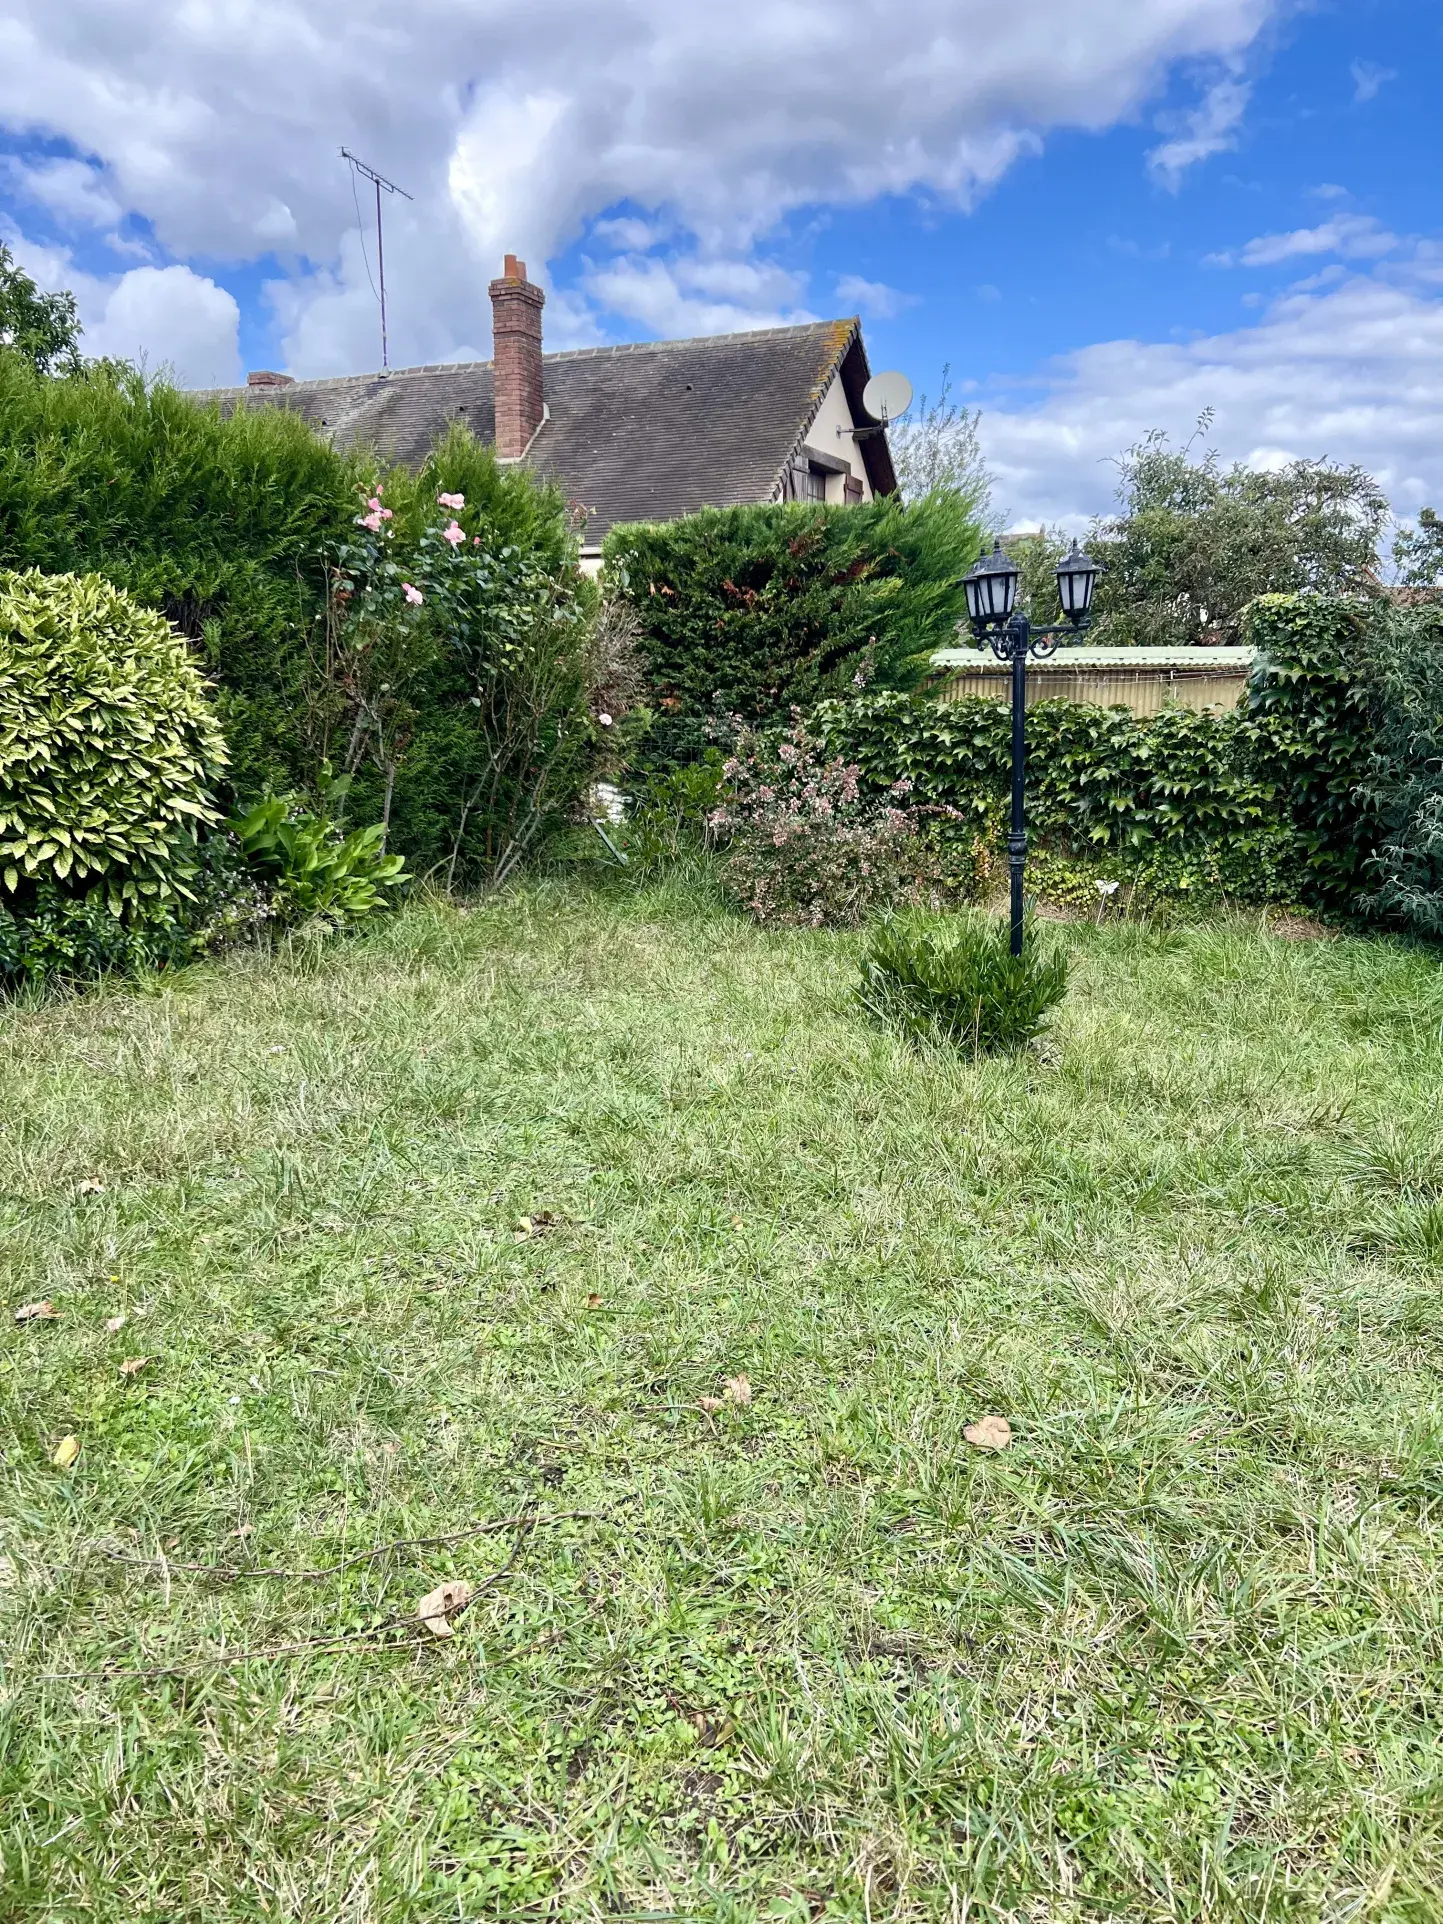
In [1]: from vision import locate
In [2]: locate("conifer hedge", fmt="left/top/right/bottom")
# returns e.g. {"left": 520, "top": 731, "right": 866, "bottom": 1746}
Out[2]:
{"left": 0, "top": 355, "right": 357, "bottom": 800}
{"left": 603, "top": 493, "right": 981, "bottom": 772}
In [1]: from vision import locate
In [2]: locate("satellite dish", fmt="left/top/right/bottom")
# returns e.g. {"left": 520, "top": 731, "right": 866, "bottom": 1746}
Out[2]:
{"left": 862, "top": 371, "right": 913, "bottom": 425}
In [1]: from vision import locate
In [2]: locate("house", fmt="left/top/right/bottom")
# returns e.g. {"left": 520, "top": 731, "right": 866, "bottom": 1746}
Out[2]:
{"left": 194, "top": 256, "right": 900, "bottom": 569}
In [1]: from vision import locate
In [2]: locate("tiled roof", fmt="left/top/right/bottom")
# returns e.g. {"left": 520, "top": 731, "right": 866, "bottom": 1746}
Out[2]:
{"left": 191, "top": 320, "right": 895, "bottom": 545}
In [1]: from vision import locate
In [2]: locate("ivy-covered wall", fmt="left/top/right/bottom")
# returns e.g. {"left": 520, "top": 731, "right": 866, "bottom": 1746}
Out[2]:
{"left": 812, "top": 593, "right": 1386, "bottom": 912}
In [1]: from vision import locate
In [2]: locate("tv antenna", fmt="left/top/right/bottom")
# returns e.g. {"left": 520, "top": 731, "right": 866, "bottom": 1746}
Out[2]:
{"left": 340, "top": 148, "right": 413, "bottom": 369}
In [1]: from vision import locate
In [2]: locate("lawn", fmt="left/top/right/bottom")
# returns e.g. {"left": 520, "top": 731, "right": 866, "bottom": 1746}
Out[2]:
{"left": 3, "top": 880, "right": 1443, "bottom": 1922}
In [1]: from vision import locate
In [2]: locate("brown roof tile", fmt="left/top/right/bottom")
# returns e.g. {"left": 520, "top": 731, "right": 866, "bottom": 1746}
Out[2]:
{"left": 191, "top": 320, "right": 895, "bottom": 544}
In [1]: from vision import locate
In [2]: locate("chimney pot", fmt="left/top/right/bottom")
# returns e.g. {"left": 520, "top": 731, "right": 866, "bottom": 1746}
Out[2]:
{"left": 488, "top": 255, "right": 546, "bottom": 459}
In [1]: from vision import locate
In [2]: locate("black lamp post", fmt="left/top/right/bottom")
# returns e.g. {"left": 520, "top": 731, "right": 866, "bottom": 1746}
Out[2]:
{"left": 963, "top": 538, "right": 1102, "bottom": 956}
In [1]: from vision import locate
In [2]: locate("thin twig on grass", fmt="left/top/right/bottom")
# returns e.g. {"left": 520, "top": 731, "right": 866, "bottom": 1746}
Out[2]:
{"left": 23, "top": 1514, "right": 570, "bottom": 1685}
{"left": 90, "top": 1505, "right": 618, "bottom": 1584}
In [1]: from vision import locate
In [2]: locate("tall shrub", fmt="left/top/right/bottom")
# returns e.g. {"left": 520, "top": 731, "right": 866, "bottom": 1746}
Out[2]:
{"left": 0, "top": 355, "right": 358, "bottom": 798}
{"left": 0, "top": 569, "right": 227, "bottom": 911}
{"left": 603, "top": 492, "right": 980, "bottom": 772}
{"left": 1245, "top": 594, "right": 1378, "bottom": 907}
{"left": 314, "top": 451, "right": 598, "bottom": 887}
{"left": 1358, "top": 607, "right": 1443, "bottom": 937}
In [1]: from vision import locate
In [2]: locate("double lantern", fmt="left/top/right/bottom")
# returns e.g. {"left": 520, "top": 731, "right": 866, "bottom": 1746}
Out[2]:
{"left": 962, "top": 538, "right": 1101, "bottom": 634}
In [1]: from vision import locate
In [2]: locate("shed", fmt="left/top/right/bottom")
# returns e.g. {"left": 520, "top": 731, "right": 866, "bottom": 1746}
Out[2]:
{"left": 930, "top": 646, "right": 1257, "bottom": 717}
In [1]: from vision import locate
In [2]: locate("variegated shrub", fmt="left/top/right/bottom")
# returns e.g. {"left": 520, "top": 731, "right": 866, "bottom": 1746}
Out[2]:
{"left": 0, "top": 569, "right": 228, "bottom": 912}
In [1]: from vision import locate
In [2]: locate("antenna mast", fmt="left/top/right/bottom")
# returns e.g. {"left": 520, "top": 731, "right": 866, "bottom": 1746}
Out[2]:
{"left": 340, "top": 148, "right": 414, "bottom": 369}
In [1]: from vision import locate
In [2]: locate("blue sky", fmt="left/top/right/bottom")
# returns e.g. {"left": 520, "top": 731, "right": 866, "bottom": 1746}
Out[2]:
{"left": 2, "top": 0, "right": 1439, "bottom": 524}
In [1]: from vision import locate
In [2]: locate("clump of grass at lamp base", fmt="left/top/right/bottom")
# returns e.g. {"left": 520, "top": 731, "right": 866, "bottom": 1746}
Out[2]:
{"left": 858, "top": 908, "right": 1070, "bottom": 1053}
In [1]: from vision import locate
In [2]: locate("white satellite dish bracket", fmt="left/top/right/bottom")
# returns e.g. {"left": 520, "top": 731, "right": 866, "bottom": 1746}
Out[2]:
{"left": 839, "top": 370, "right": 913, "bottom": 440}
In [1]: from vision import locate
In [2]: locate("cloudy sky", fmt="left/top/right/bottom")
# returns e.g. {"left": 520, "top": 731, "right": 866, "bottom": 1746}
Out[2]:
{"left": 1, "top": 0, "right": 1438, "bottom": 525}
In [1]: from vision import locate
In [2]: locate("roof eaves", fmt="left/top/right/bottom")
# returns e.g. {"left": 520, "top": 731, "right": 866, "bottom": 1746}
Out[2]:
{"left": 766, "top": 318, "right": 860, "bottom": 504}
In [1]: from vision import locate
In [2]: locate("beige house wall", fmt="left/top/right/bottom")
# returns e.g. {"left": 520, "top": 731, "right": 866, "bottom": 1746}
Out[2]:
{"left": 798, "top": 371, "right": 874, "bottom": 504}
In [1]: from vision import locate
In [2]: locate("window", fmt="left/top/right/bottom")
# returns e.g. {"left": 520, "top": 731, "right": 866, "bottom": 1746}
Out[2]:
{"left": 800, "top": 463, "right": 828, "bottom": 502}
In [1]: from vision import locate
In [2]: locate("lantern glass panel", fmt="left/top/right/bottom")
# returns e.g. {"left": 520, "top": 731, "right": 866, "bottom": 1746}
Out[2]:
{"left": 1056, "top": 543, "right": 1099, "bottom": 622}
{"left": 964, "top": 572, "right": 985, "bottom": 623}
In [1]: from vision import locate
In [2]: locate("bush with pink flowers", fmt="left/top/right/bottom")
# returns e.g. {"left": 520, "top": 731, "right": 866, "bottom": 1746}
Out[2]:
{"left": 710, "top": 713, "right": 976, "bottom": 929}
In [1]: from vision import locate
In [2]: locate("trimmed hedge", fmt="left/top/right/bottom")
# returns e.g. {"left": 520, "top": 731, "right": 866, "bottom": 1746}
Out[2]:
{"left": 0, "top": 363, "right": 589, "bottom": 879}
{"left": 603, "top": 493, "right": 981, "bottom": 772}
{"left": 0, "top": 568, "right": 228, "bottom": 913}
{"left": 0, "top": 355, "right": 358, "bottom": 801}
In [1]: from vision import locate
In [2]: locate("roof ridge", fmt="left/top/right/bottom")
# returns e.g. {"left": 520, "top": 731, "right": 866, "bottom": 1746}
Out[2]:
{"left": 192, "top": 319, "right": 854, "bottom": 395}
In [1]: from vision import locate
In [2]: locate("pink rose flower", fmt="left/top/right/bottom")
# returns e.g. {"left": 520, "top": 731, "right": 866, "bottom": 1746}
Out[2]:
{"left": 402, "top": 583, "right": 424, "bottom": 606}
{"left": 437, "top": 492, "right": 466, "bottom": 510}
{"left": 442, "top": 520, "right": 465, "bottom": 547}
{"left": 359, "top": 511, "right": 383, "bottom": 531}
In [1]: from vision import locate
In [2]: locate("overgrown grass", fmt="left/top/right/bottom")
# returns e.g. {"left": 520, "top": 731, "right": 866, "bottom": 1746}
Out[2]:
{"left": 3, "top": 882, "right": 1443, "bottom": 1921}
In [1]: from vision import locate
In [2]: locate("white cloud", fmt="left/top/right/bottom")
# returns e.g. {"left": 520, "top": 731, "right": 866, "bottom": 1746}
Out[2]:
{"left": 978, "top": 259, "right": 1443, "bottom": 527}
{"left": 1351, "top": 59, "right": 1396, "bottom": 104}
{"left": 0, "top": 0, "right": 1282, "bottom": 375}
{"left": 8, "top": 155, "right": 121, "bottom": 227}
{"left": 1148, "top": 74, "right": 1251, "bottom": 187}
{"left": 1209, "top": 213, "right": 1399, "bottom": 267}
{"left": 7, "top": 235, "right": 240, "bottom": 385}
{"left": 87, "top": 265, "right": 242, "bottom": 385}
{"left": 583, "top": 254, "right": 814, "bottom": 338}
{"left": 834, "top": 275, "right": 918, "bottom": 321}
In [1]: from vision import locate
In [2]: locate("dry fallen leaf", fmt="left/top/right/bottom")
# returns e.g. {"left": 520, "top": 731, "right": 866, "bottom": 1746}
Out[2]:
{"left": 14, "top": 1301, "right": 57, "bottom": 1325}
{"left": 118, "top": 1356, "right": 149, "bottom": 1378}
{"left": 698, "top": 1396, "right": 725, "bottom": 1414}
{"left": 416, "top": 1578, "right": 475, "bottom": 1638}
{"left": 513, "top": 1210, "right": 559, "bottom": 1242}
{"left": 963, "top": 1415, "right": 1013, "bottom": 1453}
{"left": 586, "top": 1293, "right": 603, "bottom": 1310}
{"left": 77, "top": 1178, "right": 105, "bottom": 1197}
{"left": 51, "top": 1434, "right": 81, "bottom": 1471}
{"left": 105, "top": 1314, "right": 127, "bottom": 1335}
{"left": 723, "top": 1374, "right": 753, "bottom": 1407}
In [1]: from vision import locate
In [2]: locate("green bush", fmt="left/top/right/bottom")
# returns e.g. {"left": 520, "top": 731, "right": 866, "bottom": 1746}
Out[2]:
{"left": 313, "top": 444, "right": 599, "bottom": 888}
{"left": 0, "top": 363, "right": 601, "bottom": 880}
{"left": 0, "top": 838, "right": 266, "bottom": 991}
{"left": 0, "top": 568, "right": 228, "bottom": 912}
{"left": 231, "top": 781, "right": 406, "bottom": 930}
{"left": 1358, "top": 607, "right": 1443, "bottom": 937}
{"left": 603, "top": 493, "right": 981, "bottom": 772}
{"left": 859, "top": 909, "right": 1070, "bottom": 1052}
{"left": 0, "top": 356, "right": 359, "bottom": 800}
{"left": 1245, "top": 594, "right": 1379, "bottom": 907}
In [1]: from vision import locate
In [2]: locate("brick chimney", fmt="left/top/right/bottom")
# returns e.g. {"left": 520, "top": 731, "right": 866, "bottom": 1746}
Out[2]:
{"left": 488, "top": 254, "right": 546, "bottom": 459}
{"left": 247, "top": 370, "right": 295, "bottom": 388}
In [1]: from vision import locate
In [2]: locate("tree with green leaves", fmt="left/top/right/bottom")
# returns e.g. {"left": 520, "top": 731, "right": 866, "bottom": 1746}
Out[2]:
{"left": 888, "top": 365, "right": 992, "bottom": 517}
{"left": 1087, "top": 420, "right": 1388, "bottom": 647}
{"left": 0, "top": 245, "right": 83, "bottom": 375}
{"left": 1394, "top": 508, "right": 1443, "bottom": 592}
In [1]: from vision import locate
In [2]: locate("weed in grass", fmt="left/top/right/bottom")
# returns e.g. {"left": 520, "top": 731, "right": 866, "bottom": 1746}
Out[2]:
{"left": 2, "top": 885, "right": 1443, "bottom": 1919}
{"left": 858, "top": 907, "right": 1069, "bottom": 1054}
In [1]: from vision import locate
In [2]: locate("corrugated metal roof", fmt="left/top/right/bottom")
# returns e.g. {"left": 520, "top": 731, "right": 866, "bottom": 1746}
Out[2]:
{"left": 933, "top": 645, "right": 1257, "bottom": 669}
